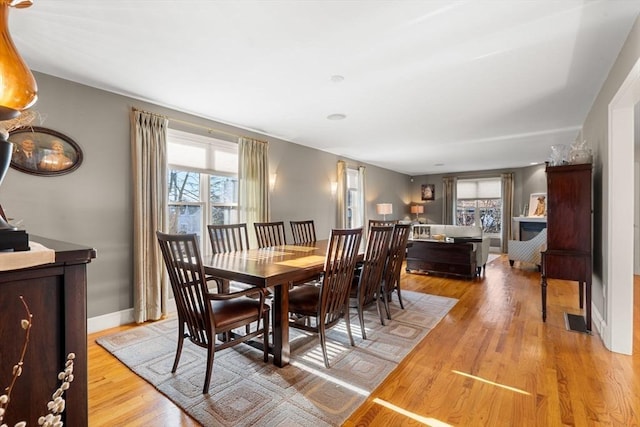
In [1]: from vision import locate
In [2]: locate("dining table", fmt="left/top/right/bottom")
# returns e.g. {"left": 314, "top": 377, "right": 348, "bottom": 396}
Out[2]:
{"left": 202, "top": 240, "right": 338, "bottom": 367}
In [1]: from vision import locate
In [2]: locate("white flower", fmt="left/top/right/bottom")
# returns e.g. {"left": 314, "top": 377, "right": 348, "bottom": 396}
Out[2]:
{"left": 0, "top": 394, "right": 8, "bottom": 404}
{"left": 20, "top": 319, "right": 30, "bottom": 330}
{"left": 14, "top": 421, "right": 26, "bottom": 427}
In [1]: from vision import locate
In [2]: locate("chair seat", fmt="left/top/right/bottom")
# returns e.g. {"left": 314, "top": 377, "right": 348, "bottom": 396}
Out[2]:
{"left": 212, "top": 298, "right": 264, "bottom": 330}
{"left": 288, "top": 284, "right": 320, "bottom": 315}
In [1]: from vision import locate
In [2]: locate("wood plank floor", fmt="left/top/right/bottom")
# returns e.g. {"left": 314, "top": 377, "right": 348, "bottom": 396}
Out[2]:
{"left": 88, "top": 255, "right": 640, "bottom": 426}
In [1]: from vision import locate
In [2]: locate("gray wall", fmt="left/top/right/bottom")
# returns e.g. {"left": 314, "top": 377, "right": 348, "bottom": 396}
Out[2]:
{"left": 582, "top": 15, "right": 640, "bottom": 316}
{"left": 2, "top": 72, "right": 410, "bottom": 318}
{"left": 408, "top": 164, "right": 547, "bottom": 229}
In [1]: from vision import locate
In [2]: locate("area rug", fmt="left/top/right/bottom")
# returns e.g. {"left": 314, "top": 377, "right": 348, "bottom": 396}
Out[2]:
{"left": 97, "top": 291, "right": 457, "bottom": 426}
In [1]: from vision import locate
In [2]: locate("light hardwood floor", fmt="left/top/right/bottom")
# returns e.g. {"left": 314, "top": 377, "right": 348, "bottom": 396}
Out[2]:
{"left": 88, "top": 255, "right": 640, "bottom": 426}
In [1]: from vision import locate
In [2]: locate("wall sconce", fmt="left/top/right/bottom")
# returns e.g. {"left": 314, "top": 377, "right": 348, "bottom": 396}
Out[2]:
{"left": 330, "top": 181, "right": 338, "bottom": 197}
{"left": 0, "top": 0, "right": 37, "bottom": 251}
{"left": 410, "top": 205, "right": 424, "bottom": 221}
{"left": 376, "top": 203, "right": 393, "bottom": 221}
{"left": 269, "top": 173, "right": 277, "bottom": 192}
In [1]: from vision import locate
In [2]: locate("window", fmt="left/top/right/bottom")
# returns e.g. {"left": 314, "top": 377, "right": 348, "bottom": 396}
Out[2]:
{"left": 346, "top": 167, "right": 364, "bottom": 229}
{"left": 456, "top": 177, "right": 502, "bottom": 241}
{"left": 167, "top": 129, "right": 238, "bottom": 246}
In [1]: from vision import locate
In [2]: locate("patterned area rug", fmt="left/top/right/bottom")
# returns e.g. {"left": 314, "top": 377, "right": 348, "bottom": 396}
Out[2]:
{"left": 97, "top": 291, "right": 457, "bottom": 426}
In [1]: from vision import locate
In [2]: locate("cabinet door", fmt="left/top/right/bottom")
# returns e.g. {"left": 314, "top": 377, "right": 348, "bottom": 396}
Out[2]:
{"left": 547, "top": 165, "right": 591, "bottom": 252}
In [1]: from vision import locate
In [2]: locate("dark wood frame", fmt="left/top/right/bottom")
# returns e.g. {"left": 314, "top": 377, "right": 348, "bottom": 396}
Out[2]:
{"left": 8, "top": 126, "right": 83, "bottom": 176}
{"left": 421, "top": 184, "right": 435, "bottom": 201}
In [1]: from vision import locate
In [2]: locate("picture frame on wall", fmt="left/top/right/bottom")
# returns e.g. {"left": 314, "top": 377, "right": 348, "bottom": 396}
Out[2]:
{"left": 421, "top": 184, "right": 435, "bottom": 201}
{"left": 9, "top": 126, "right": 83, "bottom": 176}
{"left": 528, "top": 192, "right": 547, "bottom": 217}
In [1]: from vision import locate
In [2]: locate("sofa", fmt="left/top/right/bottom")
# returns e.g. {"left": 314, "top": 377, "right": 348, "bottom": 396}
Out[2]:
{"left": 410, "top": 224, "right": 491, "bottom": 276}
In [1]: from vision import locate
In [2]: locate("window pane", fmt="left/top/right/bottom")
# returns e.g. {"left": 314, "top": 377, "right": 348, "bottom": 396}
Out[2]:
{"left": 210, "top": 175, "right": 238, "bottom": 203}
{"left": 456, "top": 200, "right": 476, "bottom": 226}
{"left": 478, "top": 199, "right": 502, "bottom": 234}
{"left": 168, "top": 170, "right": 200, "bottom": 202}
{"left": 168, "top": 205, "right": 202, "bottom": 236}
{"left": 211, "top": 206, "right": 238, "bottom": 225}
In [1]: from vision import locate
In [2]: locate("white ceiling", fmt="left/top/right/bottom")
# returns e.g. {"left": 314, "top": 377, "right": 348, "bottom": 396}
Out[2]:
{"left": 9, "top": 1, "right": 640, "bottom": 175}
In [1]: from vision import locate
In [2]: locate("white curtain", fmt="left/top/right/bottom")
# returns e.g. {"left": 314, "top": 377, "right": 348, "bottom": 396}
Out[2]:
{"left": 238, "top": 137, "right": 269, "bottom": 246}
{"left": 501, "top": 172, "right": 514, "bottom": 252}
{"left": 358, "top": 165, "right": 367, "bottom": 230}
{"left": 443, "top": 176, "right": 457, "bottom": 225}
{"left": 336, "top": 160, "right": 347, "bottom": 228}
{"left": 131, "top": 109, "right": 168, "bottom": 323}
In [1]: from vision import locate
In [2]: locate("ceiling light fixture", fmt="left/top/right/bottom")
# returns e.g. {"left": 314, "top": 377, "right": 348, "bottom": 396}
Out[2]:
{"left": 327, "top": 113, "right": 346, "bottom": 120}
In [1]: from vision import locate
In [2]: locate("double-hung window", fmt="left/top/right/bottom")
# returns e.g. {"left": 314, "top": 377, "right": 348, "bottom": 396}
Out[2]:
{"left": 346, "top": 167, "right": 364, "bottom": 229}
{"left": 167, "top": 129, "right": 238, "bottom": 248}
{"left": 456, "top": 177, "right": 502, "bottom": 244}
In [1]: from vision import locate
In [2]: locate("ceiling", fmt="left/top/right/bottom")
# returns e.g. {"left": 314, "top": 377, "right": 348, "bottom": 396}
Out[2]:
{"left": 9, "top": 1, "right": 640, "bottom": 176}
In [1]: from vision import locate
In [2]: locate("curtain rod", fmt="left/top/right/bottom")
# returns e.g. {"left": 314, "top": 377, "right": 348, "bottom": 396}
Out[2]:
{"left": 132, "top": 106, "right": 263, "bottom": 141}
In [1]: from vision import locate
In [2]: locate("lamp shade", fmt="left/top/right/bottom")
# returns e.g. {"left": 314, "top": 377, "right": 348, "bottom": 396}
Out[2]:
{"left": 0, "top": 0, "right": 37, "bottom": 121}
{"left": 376, "top": 203, "right": 393, "bottom": 215}
{"left": 410, "top": 205, "right": 424, "bottom": 214}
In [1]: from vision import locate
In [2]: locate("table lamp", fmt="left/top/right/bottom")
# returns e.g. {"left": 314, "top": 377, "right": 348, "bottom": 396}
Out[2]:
{"left": 410, "top": 205, "right": 424, "bottom": 221}
{"left": 0, "top": 0, "right": 38, "bottom": 251}
{"left": 376, "top": 203, "right": 393, "bottom": 221}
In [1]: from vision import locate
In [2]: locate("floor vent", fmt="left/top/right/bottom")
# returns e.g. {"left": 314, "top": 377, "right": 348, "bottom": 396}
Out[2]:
{"left": 564, "top": 312, "right": 590, "bottom": 334}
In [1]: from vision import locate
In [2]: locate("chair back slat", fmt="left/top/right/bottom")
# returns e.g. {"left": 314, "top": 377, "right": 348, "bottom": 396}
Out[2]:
{"left": 358, "top": 225, "right": 394, "bottom": 306}
{"left": 382, "top": 224, "right": 411, "bottom": 295}
{"left": 254, "top": 221, "right": 287, "bottom": 248}
{"left": 290, "top": 220, "right": 317, "bottom": 244}
{"left": 320, "top": 228, "right": 363, "bottom": 328}
{"left": 157, "top": 231, "right": 212, "bottom": 346}
{"left": 208, "top": 223, "right": 250, "bottom": 253}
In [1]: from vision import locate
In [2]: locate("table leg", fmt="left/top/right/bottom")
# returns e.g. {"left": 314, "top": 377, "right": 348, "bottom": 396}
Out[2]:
{"left": 272, "top": 283, "right": 290, "bottom": 367}
{"left": 541, "top": 274, "right": 547, "bottom": 322}
{"left": 586, "top": 276, "right": 592, "bottom": 332}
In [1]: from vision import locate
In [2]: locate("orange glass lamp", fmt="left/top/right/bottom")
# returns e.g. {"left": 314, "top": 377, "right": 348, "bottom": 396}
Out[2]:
{"left": 0, "top": 0, "right": 37, "bottom": 250}
{"left": 376, "top": 203, "right": 393, "bottom": 221}
{"left": 410, "top": 204, "right": 424, "bottom": 221}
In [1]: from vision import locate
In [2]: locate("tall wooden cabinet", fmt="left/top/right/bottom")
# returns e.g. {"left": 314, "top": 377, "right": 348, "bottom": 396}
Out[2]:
{"left": 540, "top": 163, "right": 592, "bottom": 331}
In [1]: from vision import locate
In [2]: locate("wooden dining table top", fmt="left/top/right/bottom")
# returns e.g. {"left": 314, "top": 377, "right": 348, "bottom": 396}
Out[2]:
{"left": 202, "top": 240, "right": 333, "bottom": 288}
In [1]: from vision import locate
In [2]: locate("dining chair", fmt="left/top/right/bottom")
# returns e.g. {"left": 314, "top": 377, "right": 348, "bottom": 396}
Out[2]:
{"left": 288, "top": 227, "right": 363, "bottom": 368}
{"left": 349, "top": 225, "right": 393, "bottom": 339}
{"left": 207, "top": 223, "right": 253, "bottom": 292}
{"left": 254, "top": 221, "right": 287, "bottom": 248}
{"left": 290, "top": 220, "right": 317, "bottom": 244}
{"left": 156, "top": 231, "right": 270, "bottom": 394}
{"left": 207, "top": 223, "right": 250, "bottom": 253}
{"left": 380, "top": 223, "right": 411, "bottom": 321}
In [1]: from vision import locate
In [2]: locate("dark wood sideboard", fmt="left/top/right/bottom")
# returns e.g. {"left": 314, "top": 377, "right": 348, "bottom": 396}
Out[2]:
{"left": 406, "top": 239, "right": 477, "bottom": 279}
{"left": 0, "top": 236, "right": 96, "bottom": 426}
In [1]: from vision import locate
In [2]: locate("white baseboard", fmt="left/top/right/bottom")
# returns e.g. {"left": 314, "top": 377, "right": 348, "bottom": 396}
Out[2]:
{"left": 88, "top": 298, "right": 177, "bottom": 334}
{"left": 87, "top": 308, "right": 135, "bottom": 334}
{"left": 591, "top": 303, "right": 606, "bottom": 344}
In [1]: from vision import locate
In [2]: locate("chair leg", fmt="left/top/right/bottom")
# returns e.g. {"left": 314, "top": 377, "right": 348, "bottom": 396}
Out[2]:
{"left": 203, "top": 343, "right": 215, "bottom": 394}
{"left": 357, "top": 301, "right": 367, "bottom": 340}
{"left": 375, "top": 293, "right": 386, "bottom": 326}
{"left": 318, "top": 321, "right": 330, "bottom": 368}
{"left": 395, "top": 282, "right": 405, "bottom": 310}
{"left": 344, "top": 303, "right": 355, "bottom": 347}
{"left": 380, "top": 287, "right": 392, "bottom": 320}
{"left": 262, "top": 311, "right": 270, "bottom": 363}
{"left": 172, "top": 321, "right": 185, "bottom": 373}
